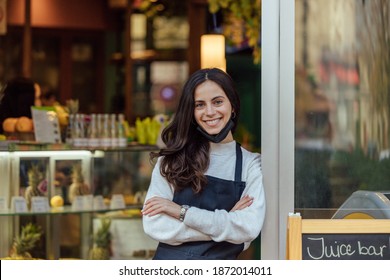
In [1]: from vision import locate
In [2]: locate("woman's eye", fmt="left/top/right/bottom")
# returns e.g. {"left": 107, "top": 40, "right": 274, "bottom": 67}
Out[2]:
{"left": 214, "top": 99, "right": 223, "bottom": 106}
{"left": 195, "top": 103, "right": 204, "bottom": 108}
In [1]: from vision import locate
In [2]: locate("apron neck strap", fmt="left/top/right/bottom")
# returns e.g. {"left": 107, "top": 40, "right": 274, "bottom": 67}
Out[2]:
{"left": 234, "top": 142, "right": 243, "bottom": 181}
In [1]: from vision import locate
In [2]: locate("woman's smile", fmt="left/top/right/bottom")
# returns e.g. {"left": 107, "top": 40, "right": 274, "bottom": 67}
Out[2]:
{"left": 203, "top": 118, "right": 222, "bottom": 127}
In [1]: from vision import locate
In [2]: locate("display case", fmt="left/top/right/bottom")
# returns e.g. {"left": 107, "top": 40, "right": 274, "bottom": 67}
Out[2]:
{"left": 0, "top": 143, "right": 158, "bottom": 259}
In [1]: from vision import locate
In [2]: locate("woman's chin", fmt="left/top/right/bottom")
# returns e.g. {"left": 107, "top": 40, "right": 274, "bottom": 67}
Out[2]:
{"left": 201, "top": 127, "right": 222, "bottom": 135}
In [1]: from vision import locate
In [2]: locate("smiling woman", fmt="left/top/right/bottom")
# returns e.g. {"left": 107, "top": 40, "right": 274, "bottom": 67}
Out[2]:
{"left": 142, "top": 68, "right": 266, "bottom": 260}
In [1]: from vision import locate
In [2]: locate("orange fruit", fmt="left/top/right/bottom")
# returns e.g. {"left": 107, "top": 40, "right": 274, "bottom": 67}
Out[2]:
{"left": 15, "top": 117, "right": 34, "bottom": 132}
{"left": 2, "top": 118, "right": 18, "bottom": 133}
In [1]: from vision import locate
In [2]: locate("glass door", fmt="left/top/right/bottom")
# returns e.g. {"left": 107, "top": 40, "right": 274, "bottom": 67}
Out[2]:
{"left": 294, "top": 0, "right": 390, "bottom": 219}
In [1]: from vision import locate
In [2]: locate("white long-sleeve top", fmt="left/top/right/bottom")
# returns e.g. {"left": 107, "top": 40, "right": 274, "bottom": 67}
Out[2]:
{"left": 142, "top": 140, "right": 265, "bottom": 250}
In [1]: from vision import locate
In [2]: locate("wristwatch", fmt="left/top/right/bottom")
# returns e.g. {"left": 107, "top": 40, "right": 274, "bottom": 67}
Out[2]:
{"left": 179, "top": 205, "right": 190, "bottom": 222}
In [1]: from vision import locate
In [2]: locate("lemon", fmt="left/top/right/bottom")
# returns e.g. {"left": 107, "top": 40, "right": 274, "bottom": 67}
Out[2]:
{"left": 50, "top": 195, "right": 64, "bottom": 207}
{"left": 124, "top": 209, "right": 142, "bottom": 217}
{"left": 0, "top": 134, "right": 6, "bottom": 141}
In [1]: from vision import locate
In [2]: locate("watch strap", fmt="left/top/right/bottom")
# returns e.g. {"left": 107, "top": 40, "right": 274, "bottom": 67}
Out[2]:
{"left": 179, "top": 205, "right": 190, "bottom": 221}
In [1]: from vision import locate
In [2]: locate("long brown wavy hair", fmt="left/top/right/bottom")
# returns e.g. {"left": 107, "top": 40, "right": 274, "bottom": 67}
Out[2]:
{"left": 150, "top": 68, "right": 241, "bottom": 193}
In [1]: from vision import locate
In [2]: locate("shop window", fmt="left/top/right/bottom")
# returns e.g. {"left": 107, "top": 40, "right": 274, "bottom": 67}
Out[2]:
{"left": 295, "top": 0, "right": 390, "bottom": 218}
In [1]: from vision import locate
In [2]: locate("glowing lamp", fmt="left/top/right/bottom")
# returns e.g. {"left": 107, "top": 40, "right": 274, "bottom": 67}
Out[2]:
{"left": 200, "top": 34, "right": 226, "bottom": 71}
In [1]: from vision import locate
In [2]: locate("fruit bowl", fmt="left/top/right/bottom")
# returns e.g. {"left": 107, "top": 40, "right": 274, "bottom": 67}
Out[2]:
{"left": 4, "top": 131, "right": 35, "bottom": 141}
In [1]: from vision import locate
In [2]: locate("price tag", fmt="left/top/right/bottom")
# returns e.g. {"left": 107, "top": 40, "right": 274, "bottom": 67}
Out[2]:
{"left": 83, "top": 195, "right": 94, "bottom": 210}
{"left": 93, "top": 195, "right": 106, "bottom": 211}
{"left": 0, "top": 197, "right": 8, "bottom": 211}
{"left": 31, "top": 197, "right": 50, "bottom": 213}
{"left": 71, "top": 196, "right": 84, "bottom": 211}
{"left": 110, "top": 194, "right": 125, "bottom": 210}
{"left": 11, "top": 196, "right": 28, "bottom": 213}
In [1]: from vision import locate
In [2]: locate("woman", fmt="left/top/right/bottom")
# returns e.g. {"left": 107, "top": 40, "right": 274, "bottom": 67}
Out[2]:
{"left": 142, "top": 68, "right": 265, "bottom": 260}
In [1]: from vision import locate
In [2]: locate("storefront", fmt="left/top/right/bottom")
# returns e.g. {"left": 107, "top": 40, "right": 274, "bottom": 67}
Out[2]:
{"left": 2, "top": 0, "right": 389, "bottom": 261}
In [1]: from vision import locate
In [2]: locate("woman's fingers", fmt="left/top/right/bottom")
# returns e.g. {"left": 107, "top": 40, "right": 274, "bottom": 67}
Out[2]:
{"left": 142, "top": 197, "right": 166, "bottom": 215}
{"left": 142, "top": 197, "right": 181, "bottom": 218}
{"left": 231, "top": 195, "right": 254, "bottom": 212}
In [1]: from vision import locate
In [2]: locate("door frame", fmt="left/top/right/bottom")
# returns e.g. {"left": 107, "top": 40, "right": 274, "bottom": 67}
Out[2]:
{"left": 261, "top": 0, "right": 295, "bottom": 259}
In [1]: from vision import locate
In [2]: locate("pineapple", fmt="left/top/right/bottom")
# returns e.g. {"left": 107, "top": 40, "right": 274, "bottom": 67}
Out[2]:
{"left": 89, "top": 218, "right": 111, "bottom": 260}
{"left": 9, "top": 223, "right": 42, "bottom": 259}
{"left": 25, "top": 165, "right": 45, "bottom": 209}
{"left": 68, "top": 163, "right": 90, "bottom": 203}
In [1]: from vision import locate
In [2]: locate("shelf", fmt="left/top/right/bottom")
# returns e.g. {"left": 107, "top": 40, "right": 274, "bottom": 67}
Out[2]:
{"left": 0, "top": 141, "right": 158, "bottom": 152}
{"left": 0, "top": 204, "right": 142, "bottom": 217}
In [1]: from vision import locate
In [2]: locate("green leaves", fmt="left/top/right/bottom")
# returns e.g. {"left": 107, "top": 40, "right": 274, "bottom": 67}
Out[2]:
{"left": 14, "top": 223, "right": 42, "bottom": 255}
{"left": 94, "top": 218, "right": 112, "bottom": 248}
{"left": 207, "top": 0, "right": 261, "bottom": 64}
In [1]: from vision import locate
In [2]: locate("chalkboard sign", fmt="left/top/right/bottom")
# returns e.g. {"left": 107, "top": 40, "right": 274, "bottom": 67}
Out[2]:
{"left": 286, "top": 215, "right": 390, "bottom": 260}
{"left": 302, "top": 234, "right": 390, "bottom": 260}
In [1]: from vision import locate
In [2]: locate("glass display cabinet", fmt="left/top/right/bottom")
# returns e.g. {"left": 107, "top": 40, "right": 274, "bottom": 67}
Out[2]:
{"left": 0, "top": 143, "right": 158, "bottom": 259}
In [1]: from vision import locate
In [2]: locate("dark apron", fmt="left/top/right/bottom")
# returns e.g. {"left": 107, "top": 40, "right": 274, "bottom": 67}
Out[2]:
{"left": 153, "top": 143, "right": 246, "bottom": 260}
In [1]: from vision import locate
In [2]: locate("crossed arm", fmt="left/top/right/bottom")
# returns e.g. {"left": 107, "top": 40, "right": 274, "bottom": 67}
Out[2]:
{"left": 142, "top": 194, "right": 254, "bottom": 219}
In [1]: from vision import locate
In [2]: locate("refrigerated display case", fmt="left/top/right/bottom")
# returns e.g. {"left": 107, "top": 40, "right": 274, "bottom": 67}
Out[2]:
{"left": 0, "top": 143, "right": 158, "bottom": 259}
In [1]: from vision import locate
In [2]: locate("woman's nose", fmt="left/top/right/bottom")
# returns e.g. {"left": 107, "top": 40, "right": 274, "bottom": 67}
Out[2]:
{"left": 205, "top": 103, "right": 215, "bottom": 115}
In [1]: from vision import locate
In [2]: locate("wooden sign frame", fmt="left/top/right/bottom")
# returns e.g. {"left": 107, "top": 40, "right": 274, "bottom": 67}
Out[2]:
{"left": 286, "top": 215, "right": 390, "bottom": 260}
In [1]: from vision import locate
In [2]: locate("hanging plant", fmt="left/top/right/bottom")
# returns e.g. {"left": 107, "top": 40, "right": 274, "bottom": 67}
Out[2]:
{"left": 208, "top": 0, "right": 261, "bottom": 64}
{"left": 138, "top": 0, "right": 261, "bottom": 64}
{"left": 138, "top": 0, "right": 187, "bottom": 18}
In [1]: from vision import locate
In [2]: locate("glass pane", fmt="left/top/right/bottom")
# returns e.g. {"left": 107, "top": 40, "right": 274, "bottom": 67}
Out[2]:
{"left": 295, "top": 0, "right": 390, "bottom": 219}
{"left": 0, "top": 32, "right": 22, "bottom": 86}
{"left": 72, "top": 39, "right": 99, "bottom": 114}
{"left": 32, "top": 37, "right": 60, "bottom": 95}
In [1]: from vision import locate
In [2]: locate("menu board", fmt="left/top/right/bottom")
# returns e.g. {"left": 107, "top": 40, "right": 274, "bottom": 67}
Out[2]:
{"left": 31, "top": 106, "right": 62, "bottom": 143}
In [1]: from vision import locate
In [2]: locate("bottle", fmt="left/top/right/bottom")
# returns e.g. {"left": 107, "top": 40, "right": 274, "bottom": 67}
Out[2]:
{"left": 117, "top": 114, "right": 127, "bottom": 147}
{"left": 79, "top": 114, "right": 88, "bottom": 147}
{"left": 73, "top": 114, "right": 82, "bottom": 147}
{"left": 100, "top": 114, "right": 111, "bottom": 148}
{"left": 88, "top": 114, "right": 99, "bottom": 148}
{"left": 96, "top": 114, "right": 103, "bottom": 147}
{"left": 110, "top": 114, "right": 118, "bottom": 148}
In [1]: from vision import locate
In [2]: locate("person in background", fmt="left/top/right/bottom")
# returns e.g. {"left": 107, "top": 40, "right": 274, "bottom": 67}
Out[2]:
{"left": 40, "top": 88, "right": 59, "bottom": 107}
{"left": 142, "top": 68, "right": 265, "bottom": 260}
{"left": 0, "top": 76, "right": 41, "bottom": 134}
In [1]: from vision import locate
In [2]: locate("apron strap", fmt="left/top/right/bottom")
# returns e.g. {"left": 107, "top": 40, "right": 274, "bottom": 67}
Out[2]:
{"left": 234, "top": 142, "right": 243, "bottom": 182}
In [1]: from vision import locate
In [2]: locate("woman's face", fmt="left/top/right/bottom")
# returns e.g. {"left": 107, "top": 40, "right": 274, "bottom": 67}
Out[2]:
{"left": 34, "top": 83, "right": 42, "bottom": 106}
{"left": 194, "top": 80, "right": 233, "bottom": 143}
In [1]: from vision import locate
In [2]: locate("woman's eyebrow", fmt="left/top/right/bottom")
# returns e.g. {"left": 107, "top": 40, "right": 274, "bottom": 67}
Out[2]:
{"left": 211, "top": 95, "right": 226, "bottom": 101}
{"left": 195, "top": 95, "right": 225, "bottom": 102}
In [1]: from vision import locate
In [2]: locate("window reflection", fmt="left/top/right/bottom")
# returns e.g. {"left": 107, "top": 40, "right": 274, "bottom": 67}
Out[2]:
{"left": 295, "top": 0, "right": 390, "bottom": 218}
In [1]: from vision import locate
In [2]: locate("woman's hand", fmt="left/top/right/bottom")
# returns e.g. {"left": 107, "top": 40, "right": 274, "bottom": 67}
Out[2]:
{"left": 230, "top": 194, "right": 253, "bottom": 212}
{"left": 142, "top": 196, "right": 181, "bottom": 219}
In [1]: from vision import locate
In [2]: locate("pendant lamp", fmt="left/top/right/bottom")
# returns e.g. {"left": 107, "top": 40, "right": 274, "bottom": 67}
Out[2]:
{"left": 200, "top": 34, "right": 226, "bottom": 71}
